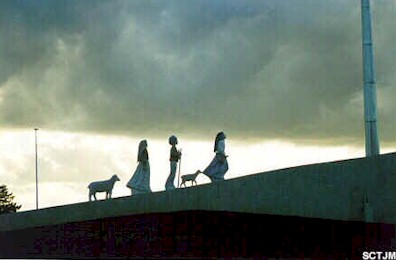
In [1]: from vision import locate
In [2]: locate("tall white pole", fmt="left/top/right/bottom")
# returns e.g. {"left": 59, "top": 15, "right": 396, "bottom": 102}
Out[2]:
{"left": 34, "top": 128, "right": 39, "bottom": 210}
{"left": 361, "top": 0, "right": 380, "bottom": 156}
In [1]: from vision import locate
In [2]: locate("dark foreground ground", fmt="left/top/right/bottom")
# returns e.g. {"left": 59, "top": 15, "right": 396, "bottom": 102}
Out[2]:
{"left": 0, "top": 210, "right": 395, "bottom": 259}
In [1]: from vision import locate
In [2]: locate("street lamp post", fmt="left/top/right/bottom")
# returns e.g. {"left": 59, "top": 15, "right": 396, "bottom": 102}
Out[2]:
{"left": 34, "top": 128, "right": 39, "bottom": 210}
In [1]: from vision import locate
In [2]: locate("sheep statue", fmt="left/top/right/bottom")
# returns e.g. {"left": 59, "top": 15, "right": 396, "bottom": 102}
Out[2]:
{"left": 180, "top": 170, "right": 201, "bottom": 188}
{"left": 88, "top": 174, "right": 120, "bottom": 201}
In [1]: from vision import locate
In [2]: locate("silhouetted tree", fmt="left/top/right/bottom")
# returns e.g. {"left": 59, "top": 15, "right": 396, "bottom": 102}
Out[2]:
{"left": 0, "top": 185, "right": 21, "bottom": 214}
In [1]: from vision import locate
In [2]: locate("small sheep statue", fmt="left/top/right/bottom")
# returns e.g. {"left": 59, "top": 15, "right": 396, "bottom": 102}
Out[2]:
{"left": 88, "top": 174, "right": 120, "bottom": 201}
{"left": 180, "top": 170, "right": 201, "bottom": 188}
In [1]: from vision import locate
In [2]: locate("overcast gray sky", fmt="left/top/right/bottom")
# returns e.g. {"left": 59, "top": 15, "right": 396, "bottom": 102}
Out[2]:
{"left": 1, "top": 0, "right": 395, "bottom": 144}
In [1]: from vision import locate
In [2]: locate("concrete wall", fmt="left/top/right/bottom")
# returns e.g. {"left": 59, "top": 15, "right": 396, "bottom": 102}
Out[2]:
{"left": 1, "top": 152, "right": 396, "bottom": 231}
{"left": 3, "top": 210, "right": 392, "bottom": 258}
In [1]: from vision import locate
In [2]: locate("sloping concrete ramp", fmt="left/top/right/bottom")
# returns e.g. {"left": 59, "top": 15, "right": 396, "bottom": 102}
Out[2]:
{"left": 0, "top": 152, "right": 396, "bottom": 258}
{"left": 2, "top": 152, "right": 396, "bottom": 231}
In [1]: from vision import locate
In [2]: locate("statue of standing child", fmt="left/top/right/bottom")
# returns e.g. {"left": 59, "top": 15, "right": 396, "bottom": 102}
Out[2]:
{"left": 165, "top": 135, "right": 182, "bottom": 190}
{"left": 126, "top": 139, "right": 152, "bottom": 195}
{"left": 202, "top": 131, "right": 229, "bottom": 182}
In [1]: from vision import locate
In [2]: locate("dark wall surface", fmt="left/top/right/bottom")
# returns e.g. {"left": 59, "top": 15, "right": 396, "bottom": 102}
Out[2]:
{"left": 2, "top": 152, "right": 396, "bottom": 235}
{"left": 2, "top": 152, "right": 396, "bottom": 258}
{"left": 1, "top": 210, "right": 395, "bottom": 259}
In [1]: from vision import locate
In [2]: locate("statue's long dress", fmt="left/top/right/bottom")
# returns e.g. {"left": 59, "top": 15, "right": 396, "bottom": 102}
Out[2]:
{"left": 127, "top": 149, "right": 152, "bottom": 194}
{"left": 203, "top": 139, "right": 228, "bottom": 182}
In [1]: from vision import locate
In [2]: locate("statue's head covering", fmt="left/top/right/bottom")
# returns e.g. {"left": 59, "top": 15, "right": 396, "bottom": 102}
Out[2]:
{"left": 168, "top": 135, "right": 178, "bottom": 145}
{"left": 214, "top": 131, "right": 226, "bottom": 152}
{"left": 137, "top": 139, "right": 147, "bottom": 161}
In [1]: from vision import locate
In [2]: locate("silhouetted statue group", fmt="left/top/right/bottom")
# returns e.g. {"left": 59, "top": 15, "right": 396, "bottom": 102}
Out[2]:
{"left": 126, "top": 131, "right": 229, "bottom": 195}
{"left": 88, "top": 131, "right": 229, "bottom": 200}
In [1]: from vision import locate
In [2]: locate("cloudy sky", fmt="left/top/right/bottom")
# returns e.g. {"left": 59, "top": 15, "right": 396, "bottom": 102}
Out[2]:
{"left": 0, "top": 0, "right": 395, "bottom": 211}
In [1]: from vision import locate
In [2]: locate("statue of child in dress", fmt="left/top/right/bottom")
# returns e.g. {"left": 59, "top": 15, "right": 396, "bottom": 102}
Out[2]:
{"left": 126, "top": 139, "right": 152, "bottom": 195}
{"left": 202, "top": 131, "right": 228, "bottom": 182}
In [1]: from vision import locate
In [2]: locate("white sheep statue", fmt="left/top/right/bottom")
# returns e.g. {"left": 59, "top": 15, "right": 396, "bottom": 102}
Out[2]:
{"left": 88, "top": 174, "right": 120, "bottom": 201}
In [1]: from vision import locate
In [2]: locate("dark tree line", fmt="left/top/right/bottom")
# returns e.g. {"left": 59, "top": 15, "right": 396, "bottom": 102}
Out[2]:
{"left": 0, "top": 184, "right": 21, "bottom": 214}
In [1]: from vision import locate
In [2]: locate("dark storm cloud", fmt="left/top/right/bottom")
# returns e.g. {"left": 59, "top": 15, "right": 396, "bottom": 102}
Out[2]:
{"left": 0, "top": 0, "right": 395, "bottom": 144}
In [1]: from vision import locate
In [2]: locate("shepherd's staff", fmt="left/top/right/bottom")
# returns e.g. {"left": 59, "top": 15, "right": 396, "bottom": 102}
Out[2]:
{"left": 177, "top": 149, "right": 182, "bottom": 188}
